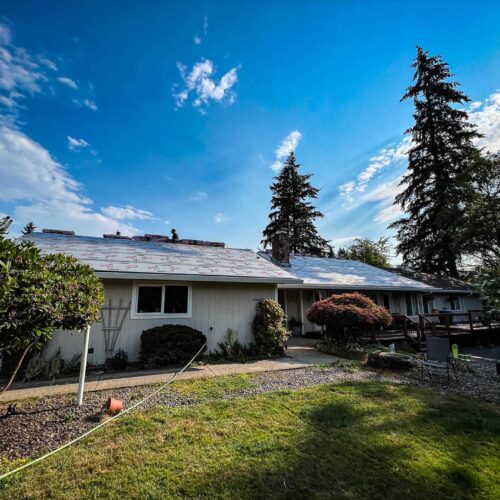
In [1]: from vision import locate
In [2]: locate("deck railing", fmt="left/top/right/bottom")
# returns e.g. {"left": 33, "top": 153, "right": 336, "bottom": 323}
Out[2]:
{"left": 391, "top": 314, "right": 422, "bottom": 350}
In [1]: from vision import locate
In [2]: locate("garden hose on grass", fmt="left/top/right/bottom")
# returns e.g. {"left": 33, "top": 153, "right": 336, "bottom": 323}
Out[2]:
{"left": 0, "top": 342, "right": 207, "bottom": 482}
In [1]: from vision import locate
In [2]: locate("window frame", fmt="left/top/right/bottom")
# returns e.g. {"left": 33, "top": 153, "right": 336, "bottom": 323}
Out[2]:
{"left": 131, "top": 282, "right": 192, "bottom": 319}
{"left": 448, "top": 295, "right": 462, "bottom": 312}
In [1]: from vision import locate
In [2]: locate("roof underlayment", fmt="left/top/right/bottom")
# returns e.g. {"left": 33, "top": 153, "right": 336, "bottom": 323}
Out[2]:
{"left": 22, "top": 233, "right": 300, "bottom": 284}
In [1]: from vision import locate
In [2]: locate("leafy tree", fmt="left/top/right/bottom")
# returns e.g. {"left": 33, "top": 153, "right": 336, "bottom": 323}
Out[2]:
{"left": 460, "top": 152, "right": 500, "bottom": 269}
{"left": 253, "top": 299, "right": 289, "bottom": 355}
{"left": 307, "top": 292, "right": 392, "bottom": 343}
{"left": 0, "top": 237, "right": 105, "bottom": 393}
{"left": 22, "top": 222, "right": 36, "bottom": 235}
{"left": 336, "top": 237, "right": 391, "bottom": 268}
{"left": 390, "top": 47, "right": 480, "bottom": 278}
{"left": 473, "top": 263, "right": 500, "bottom": 311}
{"left": 262, "top": 151, "right": 330, "bottom": 257}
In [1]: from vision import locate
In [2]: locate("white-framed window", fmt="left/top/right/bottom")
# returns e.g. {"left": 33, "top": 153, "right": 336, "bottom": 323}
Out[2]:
{"left": 448, "top": 296, "right": 462, "bottom": 311}
{"left": 131, "top": 282, "right": 192, "bottom": 319}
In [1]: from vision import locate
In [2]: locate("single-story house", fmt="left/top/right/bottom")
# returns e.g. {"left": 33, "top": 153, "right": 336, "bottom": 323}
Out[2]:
{"left": 258, "top": 249, "right": 439, "bottom": 335}
{"left": 23, "top": 230, "right": 300, "bottom": 364}
{"left": 388, "top": 267, "right": 482, "bottom": 316}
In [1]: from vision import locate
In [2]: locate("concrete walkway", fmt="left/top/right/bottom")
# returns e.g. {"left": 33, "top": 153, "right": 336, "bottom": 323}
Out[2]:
{"left": 0, "top": 338, "right": 337, "bottom": 402}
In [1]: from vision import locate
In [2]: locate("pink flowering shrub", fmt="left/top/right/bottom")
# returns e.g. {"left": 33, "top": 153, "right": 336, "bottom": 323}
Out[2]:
{"left": 306, "top": 292, "right": 392, "bottom": 340}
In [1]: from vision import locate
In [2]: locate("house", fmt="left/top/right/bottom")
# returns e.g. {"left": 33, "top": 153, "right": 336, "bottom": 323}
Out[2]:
{"left": 258, "top": 247, "right": 438, "bottom": 335}
{"left": 388, "top": 268, "right": 482, "bottom": 317}
{"left": 23, "top": 230, "right": 300, "bottom": 364}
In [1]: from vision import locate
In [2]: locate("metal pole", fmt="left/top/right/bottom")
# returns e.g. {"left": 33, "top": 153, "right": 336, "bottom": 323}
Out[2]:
{"left": 77, "top": 325, "right": 91, "bottom": 406}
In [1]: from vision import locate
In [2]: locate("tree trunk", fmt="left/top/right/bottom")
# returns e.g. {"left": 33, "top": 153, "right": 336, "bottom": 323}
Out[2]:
{"left": 0, "top": 341, "right": 36, "bottom": 394}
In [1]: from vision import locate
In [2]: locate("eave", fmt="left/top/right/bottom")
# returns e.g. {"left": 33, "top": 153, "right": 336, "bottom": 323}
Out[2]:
{"left": 96, "top": 271, "right": 303, "bottom": 285}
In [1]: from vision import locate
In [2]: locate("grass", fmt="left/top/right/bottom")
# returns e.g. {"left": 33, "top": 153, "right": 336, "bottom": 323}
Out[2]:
{"left": 0, "top": 375, "right": 499, "bottom": 499}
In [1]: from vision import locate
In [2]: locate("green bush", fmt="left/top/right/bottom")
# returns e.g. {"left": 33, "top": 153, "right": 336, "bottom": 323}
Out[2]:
{"left": 253, "top": 299, "right": 290, "bottom": 356}
{"left": 140, "top": 324, "right": 207, "bottom": 367}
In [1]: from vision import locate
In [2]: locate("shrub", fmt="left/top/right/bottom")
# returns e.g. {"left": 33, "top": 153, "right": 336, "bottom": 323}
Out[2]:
{"left": 110, "top": 349, "right": 129, "bottom": 370}
{"left": 140, "top": 324, "right": 207, "bottom": 367}
{"left": 253, "top": 299, "right": 290, "bottom": 356}
{"left": 307, "top": 292, "right": 392, "bottom": 342}
{"left": 0, "top": 236, "right": 104, "bottom": 393}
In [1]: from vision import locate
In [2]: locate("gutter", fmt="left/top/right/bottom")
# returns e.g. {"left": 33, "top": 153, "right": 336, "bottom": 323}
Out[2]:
{"left": 96, "top": 271, "right": 303, "bottom": 285}
{"left": 277, "top": 283, "right": 440, "bottom": 292}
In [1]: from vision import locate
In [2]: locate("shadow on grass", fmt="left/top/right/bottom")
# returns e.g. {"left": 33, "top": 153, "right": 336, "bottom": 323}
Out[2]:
{"left": 185, "top": 382, "right": 499, "bottom": 499}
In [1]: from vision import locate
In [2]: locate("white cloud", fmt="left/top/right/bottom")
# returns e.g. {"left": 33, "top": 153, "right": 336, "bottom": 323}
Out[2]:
{"left": 0, "top": 23, "right": 47, "bottom": 113}
{"left": 57, "top": 76, "right": 78, "bottom": 89}
{"left": 39, "top": 57, "right": 57, "bottom": 71}
{"left": 174, "top": 59, "right": 239, "bottom": 112}
{"left": 338, "top": 181, "right": 356, "bottom": 203}
{"left": 67, "top": 136, "right": 90, "bottom": 150}
{"left": 101, "top": 205, "right": 154, "bottom": 220}
{"left": 203, "top": 16, "right": 209, "bottom": 36}
{"left": 374, "top": 204, "right": 403, "bottom": 224}
{"left": 213, "top": 212, "right": 228, "bottom": 224}
{"left": 189, "top": 191, "right": 208, "bottom": 202}
{"left": 72, "top": 98, "right": 98, "bottom": 111}
{"left": 193, "top": 36, "right": 201, "bottom": 45}
{"left": 271, "top": 130, "right": 302, "bottom": 171}
{"left": 331, "top": 235, "right": 362, "bottom": 246}
{"left": 469, "top": 90, "right": 500, "bottom": 152}
{"left": 0, "top": 125, "right": 138, "bottom": 236}
{"left": 339, "top": 137, "right": 411, "bottom": 200}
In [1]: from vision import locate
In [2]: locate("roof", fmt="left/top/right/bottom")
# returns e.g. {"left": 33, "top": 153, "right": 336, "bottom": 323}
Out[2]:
{"left": 22, "top": 233, "right": 301, "bottom": 284}
{"left": 259, "top": 253, "right": 437, "bottom": 291}
{"left": 388, "top": 268, "right": 475, "bottom": 293}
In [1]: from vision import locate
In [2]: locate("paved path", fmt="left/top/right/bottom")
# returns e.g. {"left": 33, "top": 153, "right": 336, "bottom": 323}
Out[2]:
{"left": 0, "top": 338, "right": 337, "bottom": 402}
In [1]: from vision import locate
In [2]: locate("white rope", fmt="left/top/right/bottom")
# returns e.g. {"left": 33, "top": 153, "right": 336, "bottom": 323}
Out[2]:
{"left": 0, "top": 342, "right": 207, "bottom": 481}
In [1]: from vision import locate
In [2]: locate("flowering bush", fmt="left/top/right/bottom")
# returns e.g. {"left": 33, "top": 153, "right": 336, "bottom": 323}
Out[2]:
{"left": 306, "top": 292, "right": 392, "bottom": 341}
{"left": 253, "top": 299, "right": 290, "bottom": 356}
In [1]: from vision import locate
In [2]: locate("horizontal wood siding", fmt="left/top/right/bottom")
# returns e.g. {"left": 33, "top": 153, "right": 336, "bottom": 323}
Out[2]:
{"left": 44, "top": 279, "right": 276, "bottom": 364}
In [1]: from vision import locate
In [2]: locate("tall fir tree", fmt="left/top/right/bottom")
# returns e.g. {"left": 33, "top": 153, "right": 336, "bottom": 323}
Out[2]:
{"left": 390, "top": 47, "right": 480, "bottom": 278}
{"left": 262, "top": 151, "right": 330, "bottom": 256}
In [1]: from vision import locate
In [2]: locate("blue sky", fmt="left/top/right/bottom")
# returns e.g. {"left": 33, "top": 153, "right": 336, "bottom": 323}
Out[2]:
{"left": 1, "top": 1, "right": 499, "bottom": 258}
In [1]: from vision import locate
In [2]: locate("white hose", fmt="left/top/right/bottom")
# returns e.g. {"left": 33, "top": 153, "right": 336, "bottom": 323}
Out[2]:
{"left": 0, "top": 342, "right": 207, "bottom": 481}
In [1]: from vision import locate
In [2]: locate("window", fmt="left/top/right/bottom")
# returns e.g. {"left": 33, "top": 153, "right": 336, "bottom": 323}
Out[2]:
{"left": 448, "top": 296, "right": 461, "bottom": 311}
{"left": 164, "top": 285, "right": 188, "bottom": 314}
{"left": 423, "top": 296, "right": 434, "bottom": 314}
{"left": 405, "top": 293, "right": 419, "bottom": 316}
{"left": 368, "top": 294, "right": 378, "bottom": 305}
{"left": 133, "top": 283, "right": 191, "bottom": 318}
{"left": 137, "top": 286, "right": 163, "bottom": 313}
{"left": 383, "top": 294, "right": 391, "bottom": 311}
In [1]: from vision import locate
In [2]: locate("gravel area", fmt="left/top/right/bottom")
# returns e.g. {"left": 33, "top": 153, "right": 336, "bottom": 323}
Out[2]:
{"left": 0, "top": 359, "right": 498, "bottom": 462}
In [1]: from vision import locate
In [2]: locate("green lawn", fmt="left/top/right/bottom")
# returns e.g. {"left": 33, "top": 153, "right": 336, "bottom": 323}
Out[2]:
{"left": 1, "top": 376, "right": 499, "bottom": 499}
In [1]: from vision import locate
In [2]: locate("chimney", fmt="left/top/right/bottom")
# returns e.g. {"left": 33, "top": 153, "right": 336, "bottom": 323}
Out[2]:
{"left": 271, "top": 229, "right": 290, "bottom": 266}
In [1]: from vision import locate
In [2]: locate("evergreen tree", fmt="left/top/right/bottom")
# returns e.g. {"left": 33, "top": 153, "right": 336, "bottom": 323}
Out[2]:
{"left": 22, "top": 222, "right": 36, "bottom": 235}
{"left": 390, "top": 47, "right": 480, "bottom": 277}
{"left": 262, "top": 151, "right": 330, "bottom": 256}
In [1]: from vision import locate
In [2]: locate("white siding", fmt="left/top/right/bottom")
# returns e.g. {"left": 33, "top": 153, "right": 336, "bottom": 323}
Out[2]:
{"left": 44, "top": 279, "right": 276, "bottom": 364}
